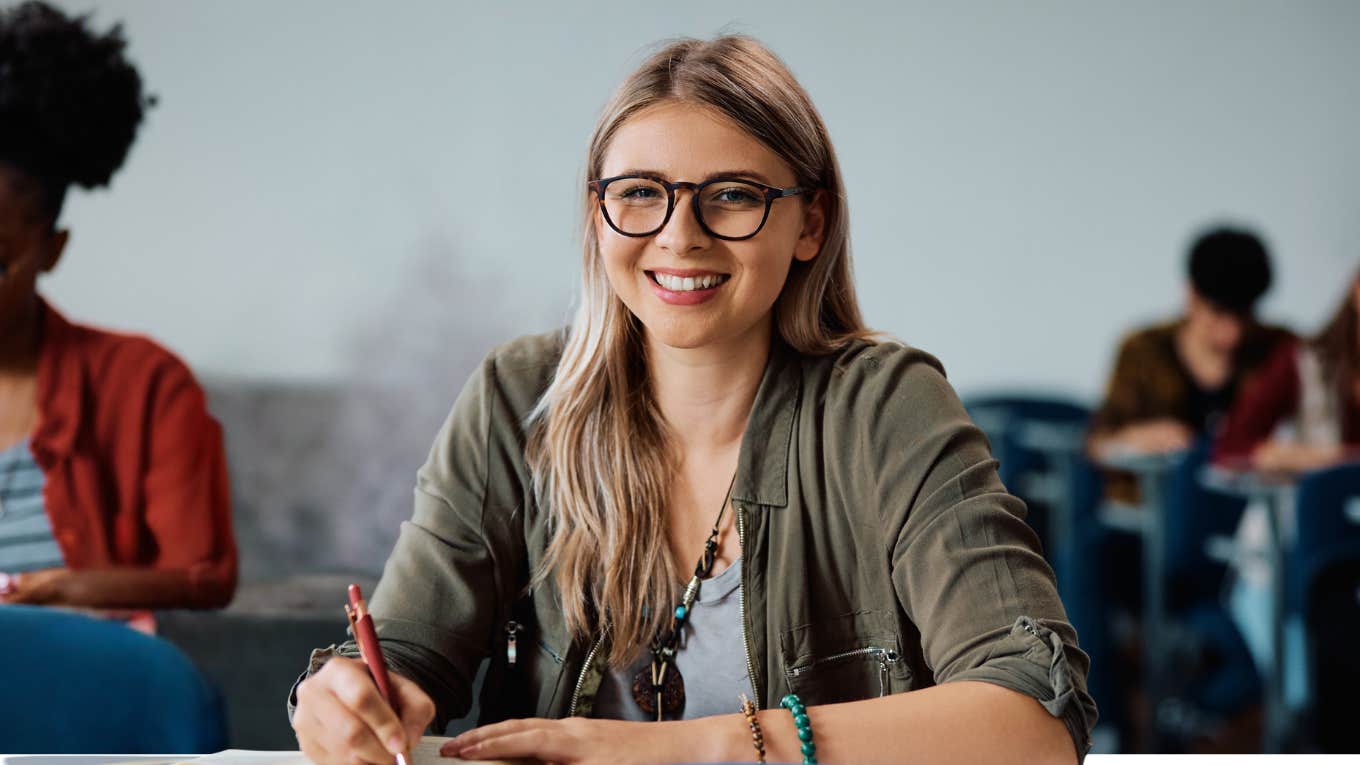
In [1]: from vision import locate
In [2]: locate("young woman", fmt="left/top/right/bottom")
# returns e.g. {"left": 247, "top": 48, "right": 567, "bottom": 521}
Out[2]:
{"left": 0, "top": 1, "right": 236, "bottom": 609}
{"left": 291, "top": 36, "right": 1095, "bottom": 764}
{"left": 1214, "top": 269, "right": 1360, "bottom": 470}
{"left": 1214, "top": 270, "right": 1360, "bottom": 678}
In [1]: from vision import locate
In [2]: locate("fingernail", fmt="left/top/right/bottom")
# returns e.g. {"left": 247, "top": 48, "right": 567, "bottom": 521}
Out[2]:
{"left": 388, "top": 736, "right": 405, "bottom": 754}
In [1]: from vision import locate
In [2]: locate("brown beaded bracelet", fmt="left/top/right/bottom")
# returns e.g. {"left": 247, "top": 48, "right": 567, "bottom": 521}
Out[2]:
{"left": 739, "top": 693, "right": 766, "bottom": 764}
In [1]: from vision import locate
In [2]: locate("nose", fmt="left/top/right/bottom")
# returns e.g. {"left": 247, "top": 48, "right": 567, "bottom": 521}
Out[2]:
{"left": 653, "top": 187, "right": 711, "bottom": 255}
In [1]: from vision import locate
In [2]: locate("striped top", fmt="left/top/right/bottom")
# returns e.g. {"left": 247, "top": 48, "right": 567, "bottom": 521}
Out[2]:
{"left": 0, "top": 440, "right": 63, "bottom": 572}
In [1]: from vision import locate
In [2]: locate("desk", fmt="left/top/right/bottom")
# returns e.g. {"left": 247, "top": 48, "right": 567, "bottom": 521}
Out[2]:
{"left": 1198, "top": 465, "right": 1299, "bottom": 754}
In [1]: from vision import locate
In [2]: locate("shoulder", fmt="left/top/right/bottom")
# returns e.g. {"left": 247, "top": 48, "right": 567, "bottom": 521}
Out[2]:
{"left": 802, "top": 337, "right": 963, "bottom": 440}
{"left": 54, "top": 312, "right": 204, "bottom": 398}
{"left": 476, "top": 329, "right": 566, "bottom": 416}
{"left": 815, "top": 337, "right": 947, "bottom": 391}
{"left": 1118, "top": 321, "right": 1178, "bottom": 358}
{"left": 1239, "top": 322, "right": 1298, "bottom": 369}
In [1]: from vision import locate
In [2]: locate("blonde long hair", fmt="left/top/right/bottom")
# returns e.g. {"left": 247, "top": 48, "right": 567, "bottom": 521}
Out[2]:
{"left": 526, "top": 35, "right": 872, "bottom": 666}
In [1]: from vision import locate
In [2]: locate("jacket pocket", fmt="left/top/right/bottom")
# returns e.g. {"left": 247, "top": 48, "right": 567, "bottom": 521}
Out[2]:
{"left": 780, "top": 610, "right": 911, "bottom": 705}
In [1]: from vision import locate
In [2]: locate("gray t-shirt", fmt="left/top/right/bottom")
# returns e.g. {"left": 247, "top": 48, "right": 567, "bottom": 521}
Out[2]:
{"left": 0, "top": 440, "right": 62, "bottom": 573}
{"left": 593, "top": 556, "right": 752, "bottom": 720}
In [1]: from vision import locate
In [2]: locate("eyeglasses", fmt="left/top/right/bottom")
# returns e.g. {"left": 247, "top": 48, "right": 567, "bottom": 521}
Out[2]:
{"left": 588, "top": 174, "right": 807, "bottom": 241}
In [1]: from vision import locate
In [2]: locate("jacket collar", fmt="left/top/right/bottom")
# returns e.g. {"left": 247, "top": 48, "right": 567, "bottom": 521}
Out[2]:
{"left": 732, "top": 337, "right": 801, "bottom": 509}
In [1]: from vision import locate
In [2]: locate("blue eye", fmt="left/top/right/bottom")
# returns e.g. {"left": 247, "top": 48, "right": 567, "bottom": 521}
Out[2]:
{"left": 705, "top": 184, "right": 763, "bottom": 209}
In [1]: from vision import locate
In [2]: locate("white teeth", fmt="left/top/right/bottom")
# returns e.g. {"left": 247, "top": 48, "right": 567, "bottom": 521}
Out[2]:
{"left": 653, "top": 273, "right": 726, "bottom": 292}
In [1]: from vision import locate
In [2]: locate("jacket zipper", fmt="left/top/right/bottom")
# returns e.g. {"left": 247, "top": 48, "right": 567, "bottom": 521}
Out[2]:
{"left": 788, "top": 646, "right": 901, "bottom": 696}
{"left": 567, "top": 633, "right": 605, "bottom": 717}
{"left": 504, "top": 621, "right": 521, "bottom": 667}
{"left": 737, "top": 504, "right": 762, "bottom": 706}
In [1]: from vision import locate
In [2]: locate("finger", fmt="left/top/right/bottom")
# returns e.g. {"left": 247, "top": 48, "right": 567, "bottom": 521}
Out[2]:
{"left": 442, "top": 719, "right": 530, "bottom": 756}
{"left": 324, "top": 659, "right": 412, "bottom": 757}
{"left": 391, "top": 673, "right": 436, "bottom": 748}
{"left": 456, "top": 728, "right": 567, "bottom": 762}
{"left": 293, "top": 706, "right": 340, "bottom": 765}
{"left": 307, "top": 676, "right": 400, "bottom": 764}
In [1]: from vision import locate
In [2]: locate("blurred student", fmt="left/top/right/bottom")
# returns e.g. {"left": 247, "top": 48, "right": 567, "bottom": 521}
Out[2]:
{"left": 0, "top": 1, "right": 235, "bottom": 610}
{"left": 1214, "top": 268, "right": 1360, "bottom": 469}
{"left": 1216, "top": 269, "right": 1360, "bottom": 686}
{"left": 1088, "top": 227, "right": 1294, "bottom": 501}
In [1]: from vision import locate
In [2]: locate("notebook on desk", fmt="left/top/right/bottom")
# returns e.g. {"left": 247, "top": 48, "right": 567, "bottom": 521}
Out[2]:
{"left": 179, "top": 736, "right": 530, "bottom": 765}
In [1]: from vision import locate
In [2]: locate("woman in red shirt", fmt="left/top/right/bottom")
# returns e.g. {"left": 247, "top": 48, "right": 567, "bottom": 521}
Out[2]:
{"left": 0, "top": 1, "right": 235, "bottom": 609}
{"left": 1214, "top": 270, "right": 1360, "bottom": 471}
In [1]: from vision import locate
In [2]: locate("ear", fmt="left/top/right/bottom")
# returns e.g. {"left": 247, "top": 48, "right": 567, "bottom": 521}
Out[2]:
{"left": 39, "top": 228, "right": 68, "bottom": 274}
{"left": 793, "top": 189, "right": 829, "bottom": 263}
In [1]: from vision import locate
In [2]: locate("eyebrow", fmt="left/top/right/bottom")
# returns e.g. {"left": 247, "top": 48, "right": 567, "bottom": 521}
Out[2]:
{"left": 612, "top": 168, "right": 778, "bottom": 185}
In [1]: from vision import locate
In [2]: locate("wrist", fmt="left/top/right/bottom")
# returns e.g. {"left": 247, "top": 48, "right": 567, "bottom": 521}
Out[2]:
{"left": 689, "top": 713, "right": 748, "bottom": 763}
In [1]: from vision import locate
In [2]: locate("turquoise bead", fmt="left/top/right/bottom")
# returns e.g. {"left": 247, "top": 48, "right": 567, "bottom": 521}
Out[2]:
{"left": 781, "top": 694, "right": 799, "bottom": 708}
{"left": 797, "top": 725, "right": 813, "bottom": 742}
{"left": 794, "top": 712, "right": 809, "bottom": 728}
{"left": 674, "top": 605, "right": 687, "bottom": 620}
{"left": 801, "top": 741, "right": 817, "bottom": 758}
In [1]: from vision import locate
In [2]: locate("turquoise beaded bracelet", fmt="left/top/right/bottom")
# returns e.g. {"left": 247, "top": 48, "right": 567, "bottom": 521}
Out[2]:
{"left": 780, "top": 693, "right": 817, "bottom": 764}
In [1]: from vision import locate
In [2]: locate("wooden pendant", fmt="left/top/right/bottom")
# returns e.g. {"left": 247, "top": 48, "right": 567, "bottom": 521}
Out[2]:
{"left": 631, "top": 660, "right": 685, "bottom": 717}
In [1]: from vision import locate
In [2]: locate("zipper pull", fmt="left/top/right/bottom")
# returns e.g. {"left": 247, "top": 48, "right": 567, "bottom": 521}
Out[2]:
{"left": 505, "top": 620, "right": 521, "bottom": 667}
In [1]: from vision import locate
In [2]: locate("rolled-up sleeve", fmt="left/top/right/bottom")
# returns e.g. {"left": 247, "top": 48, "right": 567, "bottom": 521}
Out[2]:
{"left": 868, "top": 347, "right": 1098, "bottom": 760}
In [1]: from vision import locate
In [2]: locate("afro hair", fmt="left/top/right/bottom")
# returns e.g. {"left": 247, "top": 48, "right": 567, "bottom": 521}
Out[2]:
{"left": 0, "top": 1, "right": 152, "bottom": 218}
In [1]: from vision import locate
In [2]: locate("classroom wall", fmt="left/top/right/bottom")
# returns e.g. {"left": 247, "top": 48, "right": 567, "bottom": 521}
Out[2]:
{"left": 41, "top": 0, "right": 1357, "bottom": 400}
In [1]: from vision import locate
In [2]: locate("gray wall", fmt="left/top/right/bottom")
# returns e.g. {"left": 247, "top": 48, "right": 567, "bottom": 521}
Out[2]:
{"left": 40, "top": 0, "right": 1356, "bottom": 399}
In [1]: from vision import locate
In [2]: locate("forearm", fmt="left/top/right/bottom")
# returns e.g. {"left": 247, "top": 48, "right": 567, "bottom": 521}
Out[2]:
{"left": 44, "top": 567, "right": 203, "bottom": 609}
{"left": 696, "top": 682, "right": 1075, "bottom": 765}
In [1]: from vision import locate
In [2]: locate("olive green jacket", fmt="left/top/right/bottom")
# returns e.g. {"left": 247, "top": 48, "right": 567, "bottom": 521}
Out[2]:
{"left": 298, "top": 332, "right": 1097, "bottom": 759}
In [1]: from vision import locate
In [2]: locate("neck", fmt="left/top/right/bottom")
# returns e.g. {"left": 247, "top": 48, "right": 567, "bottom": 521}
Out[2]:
{"left": 0, "top": 294, "right": 42, "bottom": 372}
{"left": 646, "top": 317, "right": 772, "bottom": 455}
{"left": 1177, "top": 318, "right": 1227, "bottom": 360}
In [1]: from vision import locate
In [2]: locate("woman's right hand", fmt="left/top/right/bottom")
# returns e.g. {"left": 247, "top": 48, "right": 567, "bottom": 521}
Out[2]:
{"left": 292, "top": 656, "right": 437, "bottom": 765}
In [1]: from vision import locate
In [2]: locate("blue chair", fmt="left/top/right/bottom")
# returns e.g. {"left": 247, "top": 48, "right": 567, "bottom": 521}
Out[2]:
{"left": 1164, "top": 441, "right": 1249, "bottom": 609}
{"left": 963, "top": 393, "right": 1092, "bottom": 553}
{"left": 0, "top": 605, "right": 227, "bottom": 753}
{"left": 1288, "top": 462, "right": 1360, "bottom": 616}
{"left": 1285, "top": 461, "right": 1360, "bottom": 742}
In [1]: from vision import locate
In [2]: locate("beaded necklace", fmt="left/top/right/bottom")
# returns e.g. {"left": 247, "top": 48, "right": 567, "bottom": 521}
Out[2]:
{"left": 630, "top": 472, "right": 736, "bottom": 720}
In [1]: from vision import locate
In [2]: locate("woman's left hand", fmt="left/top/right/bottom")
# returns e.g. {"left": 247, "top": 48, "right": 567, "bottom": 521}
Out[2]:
{"left": 441, "top": 717, "right": 699, "bottom": 765}
{"left": 1252, "top": 440, "right": 1344, "bottom": 474}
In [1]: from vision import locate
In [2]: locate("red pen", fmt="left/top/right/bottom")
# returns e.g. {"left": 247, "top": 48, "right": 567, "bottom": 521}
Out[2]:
{"left": 346, "top": 583, "right": 410, "bottom": 765}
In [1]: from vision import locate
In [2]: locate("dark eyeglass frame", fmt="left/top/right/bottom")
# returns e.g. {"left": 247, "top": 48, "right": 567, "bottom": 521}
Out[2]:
{"left": 588, "top": 174, "right": 808, "bottom": 241}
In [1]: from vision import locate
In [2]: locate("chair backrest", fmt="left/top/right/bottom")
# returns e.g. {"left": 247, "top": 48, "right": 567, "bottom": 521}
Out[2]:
{"left": 0, "top": 605, "right": 227, "bottom": 753}
{"left": 963, "top": 393, "right": 1091, "bottom": 512}
{"left": 1162, "top": 440, "right": 1248, "bottom": 606}
{"left": 1288, "top": 461, "right": 1360, "bottom": 612}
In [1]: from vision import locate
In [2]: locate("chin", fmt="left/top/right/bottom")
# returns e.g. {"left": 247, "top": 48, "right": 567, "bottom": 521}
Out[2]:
{"left": 641, "top": 319, "right": 718, "bottom": 350}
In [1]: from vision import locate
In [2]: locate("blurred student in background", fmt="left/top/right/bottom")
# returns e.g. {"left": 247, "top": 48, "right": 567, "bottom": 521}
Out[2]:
{"left": 0, "top": 1, "right": 236, "bottom": 610}
{"left": 1214, "top": 268, "right": 1360, "bottom": 470}
{"left": 1088, "top": 227, "right": 1294, "bottom": 501}
{"left": 1216, "top": 268, "right": 1360, "bottom": 688}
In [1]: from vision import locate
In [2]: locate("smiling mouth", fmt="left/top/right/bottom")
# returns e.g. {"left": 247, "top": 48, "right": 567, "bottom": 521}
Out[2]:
{"left": 645, "top": 271, "right": 731, "bottom": 292}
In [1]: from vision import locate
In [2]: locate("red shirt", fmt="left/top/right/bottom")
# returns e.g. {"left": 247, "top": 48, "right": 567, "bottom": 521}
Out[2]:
{"left": 30, "top": 299, "right": 236, "bottom": 608}
{"left": 1213, "top": 339, "right": 1360, "bottom": 462}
